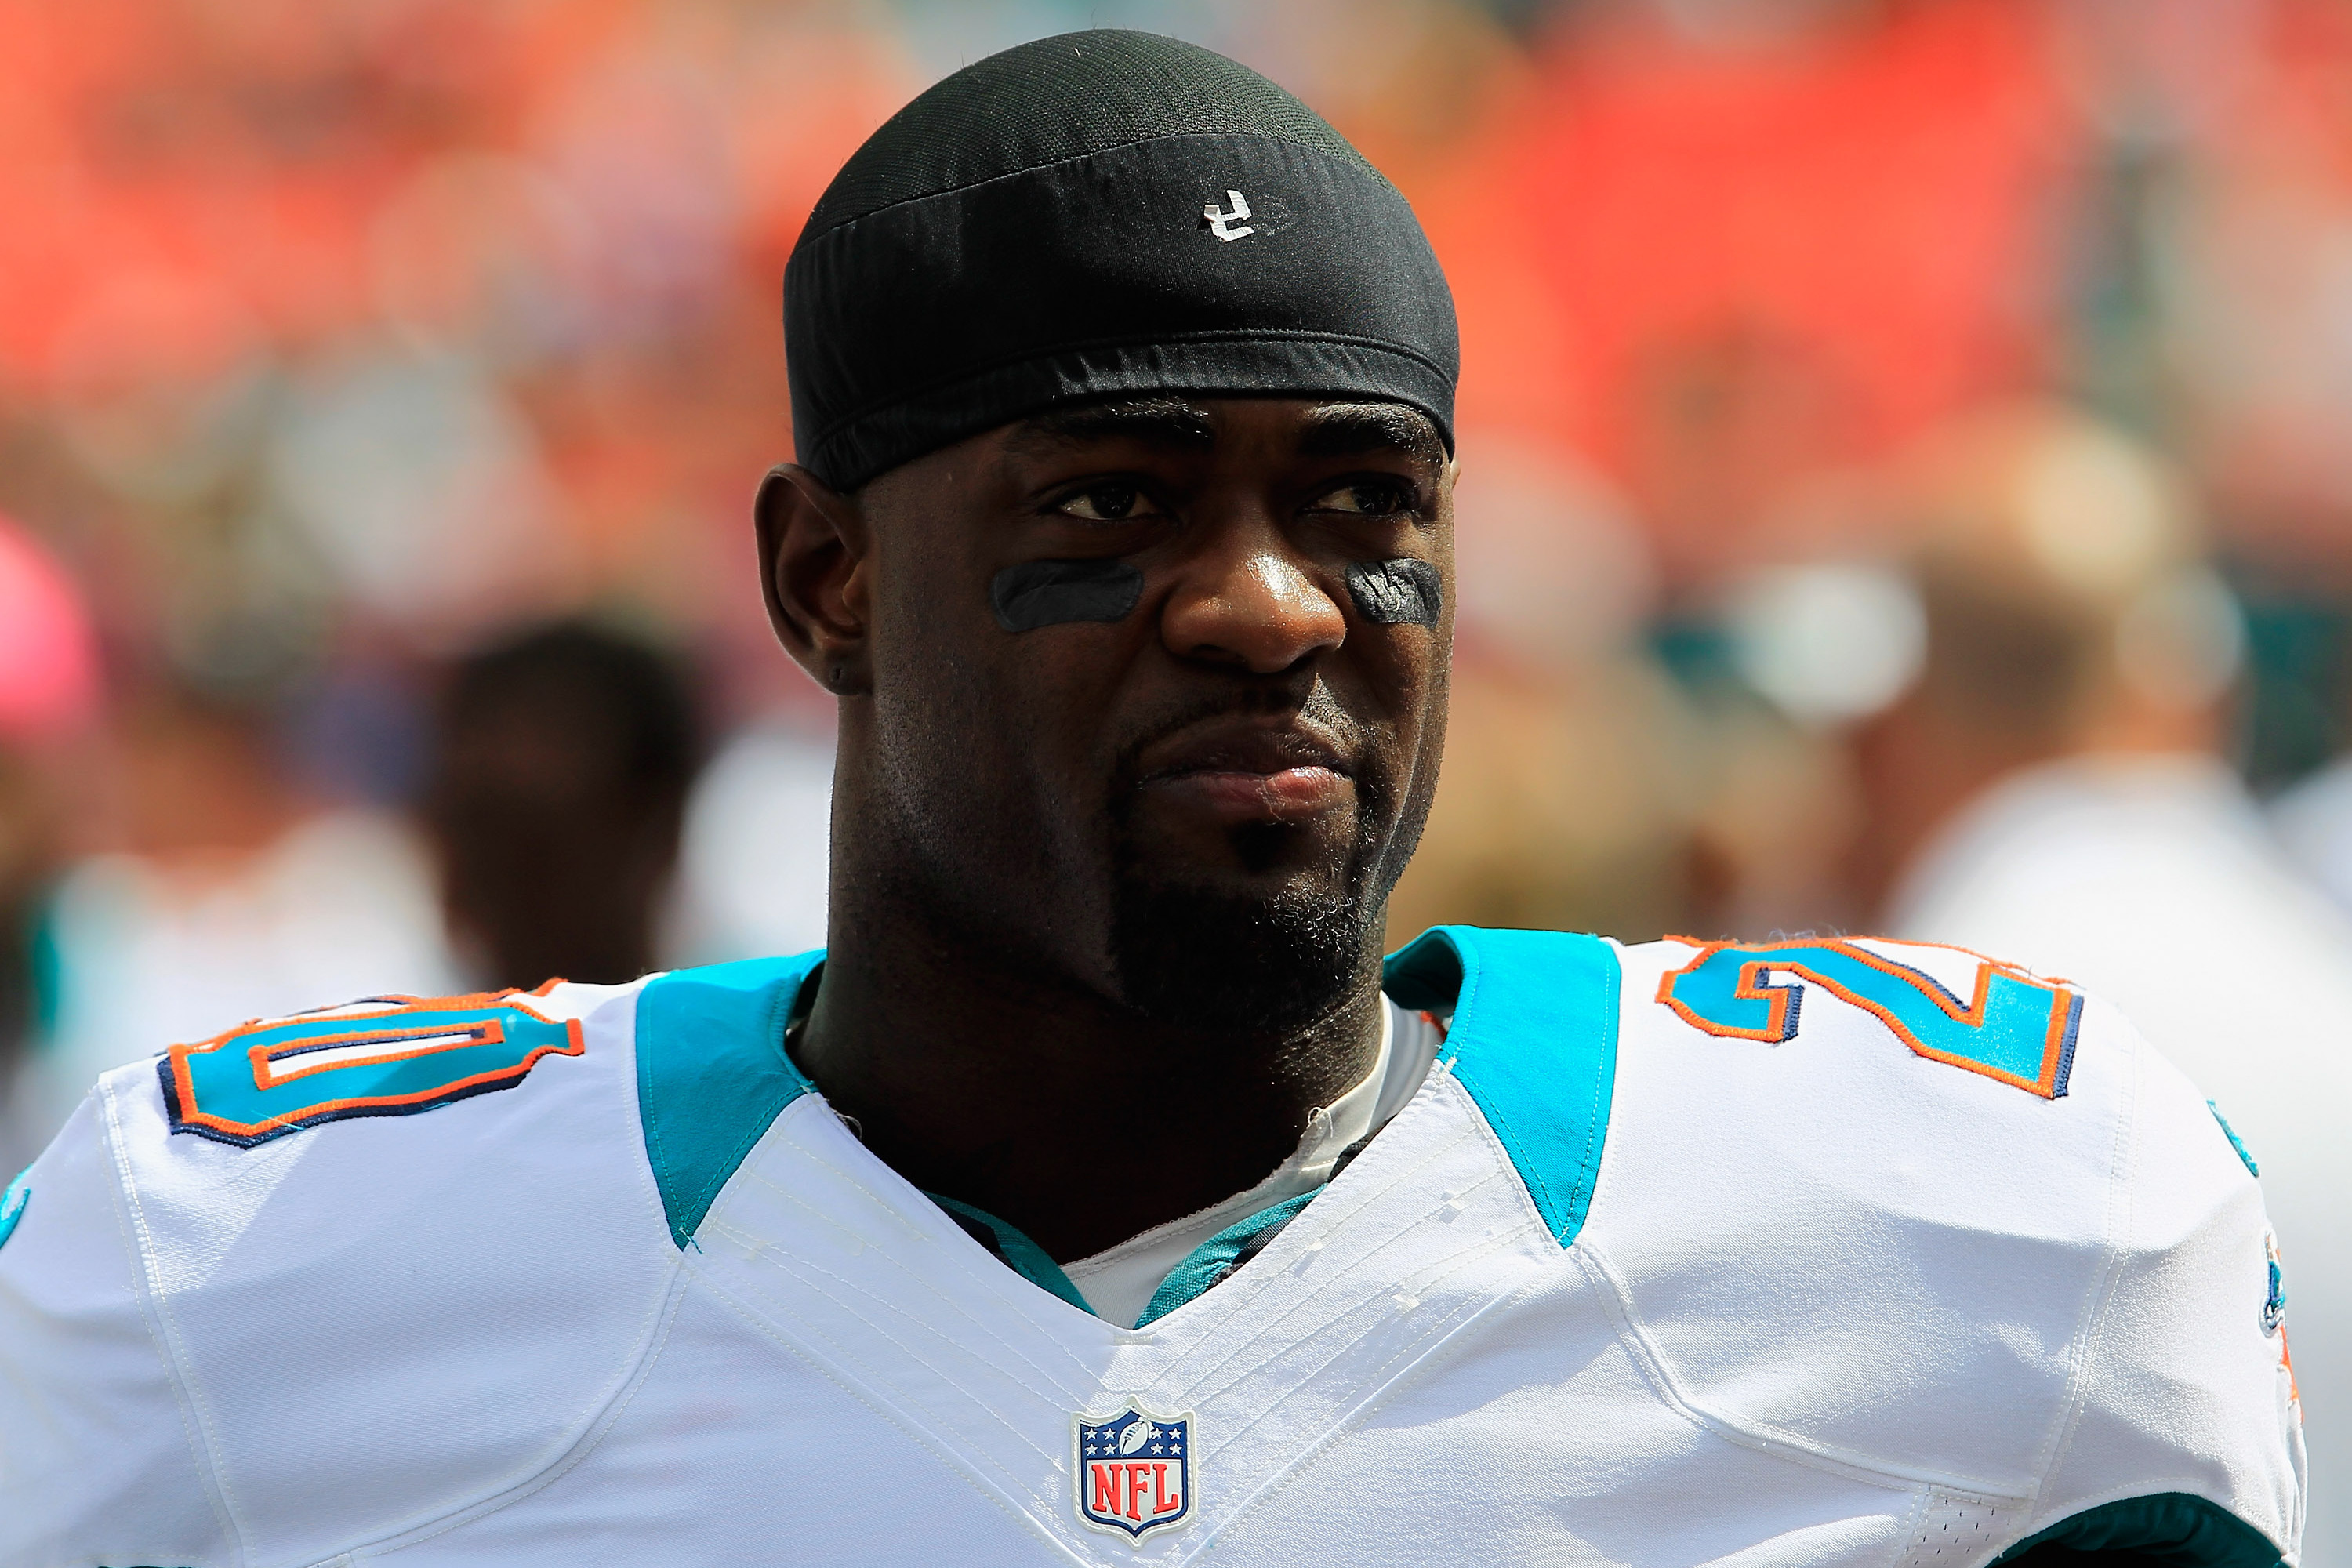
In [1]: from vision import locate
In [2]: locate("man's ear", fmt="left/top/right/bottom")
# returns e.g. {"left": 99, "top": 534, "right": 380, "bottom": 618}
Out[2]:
{"left": 755, "top": 463, "right": 873, "bottom": 696}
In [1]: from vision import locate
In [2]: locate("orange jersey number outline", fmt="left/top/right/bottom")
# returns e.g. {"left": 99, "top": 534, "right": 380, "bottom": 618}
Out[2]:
{"left": 160, "top": 981, "right": 583, "bottom": 1147}
{"left": 1657, "top": 937, "right": 2082, "bottom": 1099}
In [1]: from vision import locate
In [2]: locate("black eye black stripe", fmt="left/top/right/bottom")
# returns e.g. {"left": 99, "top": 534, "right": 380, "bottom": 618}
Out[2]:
{"left": 1345, "top": 558, "right": 1440, "bottom": 627}
{"left": 991, "top": 555, "right": 1437, "bottom": 632}
{"left": 990, "top": 559, "right": 1147, "bottom": 632}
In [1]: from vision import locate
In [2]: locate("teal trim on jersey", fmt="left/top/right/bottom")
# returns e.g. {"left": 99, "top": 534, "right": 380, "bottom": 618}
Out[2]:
{"left": 927, "top": 1193, "right": 1093, "bottom": 1314}
{"left": 1385, "top": 926, "right": 1619, "bottom": 1248}
{"left": 636, "top": 952, "right": 823, "bottom": 1249}
{"left": 2209, "top": 1101, "right": 2260, "bottom": 1178}
{"left": 162, "top": 993, "right": 586, "bottom": 1148}
{"left": 1990, "top": 1493, "right": 2283, "bottom": 1566}
{"left": 1136, "top": 1189, "right": 1319, "bottom": 1328}
{"left": 0, "top": 1168, "right": 26, "bottom": 1251}
{"left": 1658, "top": 938, "right": 2080, "bottom": 1099}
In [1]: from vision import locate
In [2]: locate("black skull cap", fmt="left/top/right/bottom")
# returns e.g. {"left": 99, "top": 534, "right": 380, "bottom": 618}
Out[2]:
{"left": 784, "top": 30, "right": 1459, "bottom": 492}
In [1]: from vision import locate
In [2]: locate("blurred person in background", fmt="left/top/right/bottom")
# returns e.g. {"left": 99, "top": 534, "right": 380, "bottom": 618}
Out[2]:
{"left": 1831, "top": 401, "right": 2352, "bottom": 1563}
{"left": 0, "top": 755, "right": 65, "bottom": 1174}
{"left": 1382, "top": 437, "right": 1699, "bottom": 946}
{"left": 0, "top": 514, "right": 99, "bottom": 1170}
{"left": 669, "top": 701, "right": 834, "bottom": 965}
{"left": 424, "top": 619, "right": 700, "bottom": 992}
{"left": 28, "top": 670, "right": 459, "bottom": 1146}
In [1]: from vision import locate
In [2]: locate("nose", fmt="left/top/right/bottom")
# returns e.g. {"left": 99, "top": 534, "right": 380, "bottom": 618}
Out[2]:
{"left": 1160, "top": 523, "right": 1348, "bottom": 674}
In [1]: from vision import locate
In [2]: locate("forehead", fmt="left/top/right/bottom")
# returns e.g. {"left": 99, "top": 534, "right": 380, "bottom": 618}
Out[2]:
{"left": 998, "top": 397, "right": 1447, "bottom": 467}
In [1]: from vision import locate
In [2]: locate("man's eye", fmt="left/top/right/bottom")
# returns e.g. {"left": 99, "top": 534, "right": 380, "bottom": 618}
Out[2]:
{"left": 1056, "top": 484, "right": 1154, "bottom": 521}
{"left": 1311, "top": 479, "right": 1414, "bottom": 516}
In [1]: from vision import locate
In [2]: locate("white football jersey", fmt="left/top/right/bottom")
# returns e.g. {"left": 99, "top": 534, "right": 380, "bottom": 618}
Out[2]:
{"left": 0, "top": 929, "right": 2303, "bottom": 1566}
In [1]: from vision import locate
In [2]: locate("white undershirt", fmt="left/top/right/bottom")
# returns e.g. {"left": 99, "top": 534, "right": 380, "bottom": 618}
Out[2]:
{"left": 1061, "top": 998, "right": 1445, "bottom": 1328}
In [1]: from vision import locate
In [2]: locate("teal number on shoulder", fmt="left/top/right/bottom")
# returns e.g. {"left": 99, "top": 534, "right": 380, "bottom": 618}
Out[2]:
{"left": 2209, "top": 1100, "right": 2260, "bottom": 1178}
{"left": 1657, "top": 937, "right": 2082, "bottom": 1099}
{"left": 1385, "top": 926, "right": 1620, "bottom": 1249}
{"left": 635, "top": 952, "right": 822, "bottom": 1248}
{"left": 161, "top": 983, "right": 585, "bottom": 1148}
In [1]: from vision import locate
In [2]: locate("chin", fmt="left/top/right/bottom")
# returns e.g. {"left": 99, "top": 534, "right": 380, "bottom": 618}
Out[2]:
{"left": 1106, "top": 860, "right": 1380, "bottom": 1034}
{"left": 1104, "top": 765, "right": 1404, "bottom": 1033}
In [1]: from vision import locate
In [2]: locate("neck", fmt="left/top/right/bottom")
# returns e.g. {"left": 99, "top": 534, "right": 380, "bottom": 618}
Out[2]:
{"left": 793, "top": 887, "right": 1388, "bottom": 1262}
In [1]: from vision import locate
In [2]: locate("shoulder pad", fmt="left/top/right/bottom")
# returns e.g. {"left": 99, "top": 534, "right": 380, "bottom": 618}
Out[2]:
{"left": 1653, "top": 935, "right": 2082, "bottom": 1099}
{"left": 158, "top": 982, "right": 585, "bottom": 1147}
{"left": 1584, "top": 933, "right": 2278, "bottom": 1505}
{"left": 85, "top": 976, "right": 681, "bottom": 1567}
{"left": 1385, "top": 925, "right": 1619, "bottom": 1248}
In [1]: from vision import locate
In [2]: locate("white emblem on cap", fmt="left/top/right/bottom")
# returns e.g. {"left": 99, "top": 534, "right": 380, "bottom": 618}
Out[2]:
{"left": 1204, "top": 190, "right": 1255, "bottom": 242}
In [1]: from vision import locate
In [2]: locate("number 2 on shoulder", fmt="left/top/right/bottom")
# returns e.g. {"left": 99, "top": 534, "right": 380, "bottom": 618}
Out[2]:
{"left": 1658, "top": 938, "right": 2082, "bottom": 1099}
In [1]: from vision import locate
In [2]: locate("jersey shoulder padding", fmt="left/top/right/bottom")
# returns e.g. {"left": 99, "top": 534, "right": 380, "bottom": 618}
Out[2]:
{"left": 0, "top": 976, "right": 684, "bottom": 1568}
{"left": 1585, "top": 935, "right": 2300, "bottom": 1552}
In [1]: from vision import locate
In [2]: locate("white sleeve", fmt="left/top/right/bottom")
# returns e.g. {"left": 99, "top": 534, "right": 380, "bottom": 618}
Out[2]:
{"left": 2020, "top": 1012, "right": 2306, "bottom": 1563}
{"left": 0, "top": 1087, "right": 233, "bottom": 1568}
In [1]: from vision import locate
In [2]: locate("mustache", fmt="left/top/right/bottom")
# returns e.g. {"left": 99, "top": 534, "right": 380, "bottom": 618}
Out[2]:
{"left": 1108, "top": 684, "right": 1376, "bottom": 797}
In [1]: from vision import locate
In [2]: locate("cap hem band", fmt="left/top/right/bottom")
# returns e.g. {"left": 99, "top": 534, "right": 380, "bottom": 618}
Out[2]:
{"left": 803, "top": 334, "right": 1454, "bottom": 492}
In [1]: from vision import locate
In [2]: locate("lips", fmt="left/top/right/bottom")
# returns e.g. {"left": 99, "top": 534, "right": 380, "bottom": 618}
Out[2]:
{"left": 1134, "top": 721, "right": 1357, "bottom": 822}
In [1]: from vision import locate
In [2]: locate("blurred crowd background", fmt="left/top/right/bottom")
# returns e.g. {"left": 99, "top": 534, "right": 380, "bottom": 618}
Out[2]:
{"left": 3, "top": 0, "right": 2351, "bottom": 1544}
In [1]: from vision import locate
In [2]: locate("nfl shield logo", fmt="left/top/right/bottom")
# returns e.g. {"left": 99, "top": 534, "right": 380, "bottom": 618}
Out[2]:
{"left": 1074, "top": 1406, "right": 1192, "bottom": 1538}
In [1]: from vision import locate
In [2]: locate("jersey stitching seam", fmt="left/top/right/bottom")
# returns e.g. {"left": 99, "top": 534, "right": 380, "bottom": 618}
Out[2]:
{"left": 1575, "top": 1241, "right": 2016, "bottom": 1498}
{"left": 1443, "top": 1060, "right": 1557, "bottom": 1244}
{"left": 678, "top": 975, "right": 808, "bottom": 1229}
{"left": 2017, "top": 1018, "right": 2148, "bottom": 1531}
{"left": 1472, "top": 1086, "right": 1563, "bottom": 1225}
{"left": 637, "top": 969, "right": 809, "bottom": 1248}
{"left": 682, "top": 1261, "right": 1094, "bottom": 1566}
{"left": 1564, "top": 943, "right": 1622, "bottom": 1235}
{"left": 325, "top": 999, "right": 690, "bottom": 1563}
{"left": 100, "top": 1074, "right": 252, "bottom": 1567}
{"left": 704, "top": 1236, "right": 1073, "bottom": 1467}
{"left": 1187, "top": 1296, "right": 1515, "bottom": 1558}
{"left": 702, "top": 1208, "right": 1090, "bottom": 1420}
{"left": 327, "top": 1259, "right": 693, "bottom": 1562}
{"left": 1186, "top": 1163, "right": 1515, "bottom": 1410}
{"left": 735, "top": 1103, "right": 1105, "bottom": 1381}
{"left": 1165, "top": 1108, "right": 1486, "bottom": 1401}
{"left": 634, "top": 975, "right": 685, "bottom": 1243}
{"left": 621, "top": 977, "right": 690, "bottom": 1250}
{"left": 1190, "top": 1223, "right": 1533, "bottom": 1463}
{"left": 1178, "top": 1269, "right": 1560, "bottom": 1563}
{"left": 1572, "top": 946, "right": 1650, "bottom": 1251}
{"left": 1162, "top": 1093, "right": 1552, "bottom": 1471}
{"left": 1882, "top": 1490, "right": 1936, "bottom": 1568}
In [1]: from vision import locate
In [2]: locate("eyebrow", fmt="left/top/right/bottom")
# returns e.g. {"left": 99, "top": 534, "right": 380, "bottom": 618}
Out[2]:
{"left": 1295, "top": 403, "right": 1446, "bottom": 465}
{"left": 1005, "top": 397, "right": 1218, "bottom": 456}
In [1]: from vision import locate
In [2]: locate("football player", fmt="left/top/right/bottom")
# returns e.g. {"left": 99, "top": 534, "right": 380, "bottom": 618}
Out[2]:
{"left": 0, "top": 31, "right": 2303, "bottom": 1567}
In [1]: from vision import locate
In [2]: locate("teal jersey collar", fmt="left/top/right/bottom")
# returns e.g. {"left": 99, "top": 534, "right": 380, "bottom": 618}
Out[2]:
{"left": 1137, "top": 1189, "right": 1320, "bottom": 1327}
{"left": 1142, "top": 925, "right": 1624, "bottom": 1323}
{"left": 633, "top": 928, "right": 1623, "bottom": 1321}
{"left": 927, "top": 1192, "right": 1094, "bottom": 1314}
{"left": 637, "top": 952, "right": 824, "bottom": 1249}
{"left": 1386, "top": 925, "right": 1621, "bottom": 1249}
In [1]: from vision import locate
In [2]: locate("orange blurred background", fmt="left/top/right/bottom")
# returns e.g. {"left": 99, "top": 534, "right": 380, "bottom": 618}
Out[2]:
{"left": 7, "top": 0, "right": 2352, "bottom": 1221}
